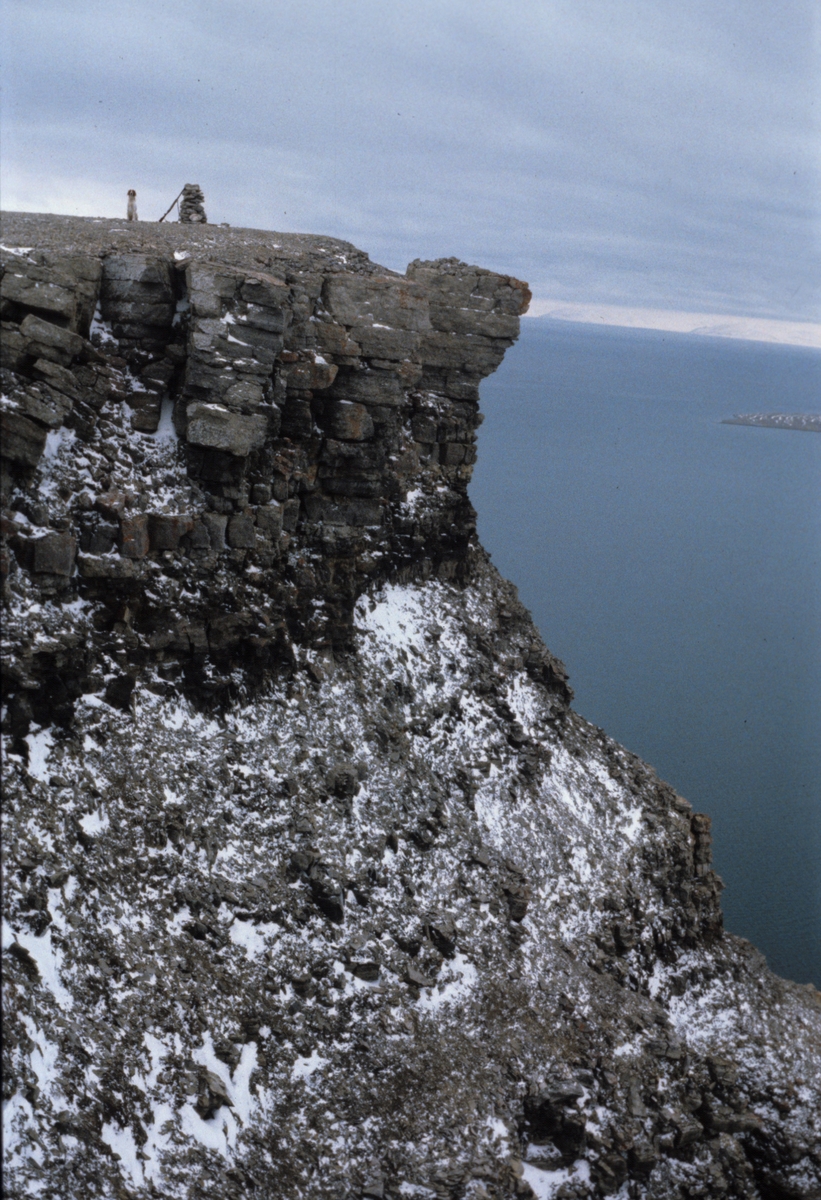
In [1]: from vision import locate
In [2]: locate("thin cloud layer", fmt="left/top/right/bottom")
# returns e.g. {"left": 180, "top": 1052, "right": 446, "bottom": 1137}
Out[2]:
{"left": 1, "top": 0, "right": 818, "bottom": 322}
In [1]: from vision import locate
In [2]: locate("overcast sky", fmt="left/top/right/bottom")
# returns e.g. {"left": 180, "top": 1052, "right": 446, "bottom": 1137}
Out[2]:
{"left": 2, "top": 0, "right": 819, "bottom": 323}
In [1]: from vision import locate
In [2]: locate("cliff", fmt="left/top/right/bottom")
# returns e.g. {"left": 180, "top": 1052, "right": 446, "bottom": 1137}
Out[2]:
{"left": 1, "top": 213, "right": 819, "bottom": 1200}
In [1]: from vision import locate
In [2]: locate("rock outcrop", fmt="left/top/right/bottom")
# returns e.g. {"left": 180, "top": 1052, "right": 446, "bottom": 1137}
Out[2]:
{"left": 2, "top": 213, "right": 819, "bottom": 1200}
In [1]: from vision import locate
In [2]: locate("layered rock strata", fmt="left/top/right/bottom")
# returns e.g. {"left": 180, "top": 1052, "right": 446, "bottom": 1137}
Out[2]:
{"left": 1, "top": 214, "right": 552, "bottom": 723}
{"left": 1, "top": 213, "right": 819, "bottom": 1200}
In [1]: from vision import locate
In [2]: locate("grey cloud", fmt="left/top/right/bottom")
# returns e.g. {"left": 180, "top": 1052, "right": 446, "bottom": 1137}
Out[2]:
{"left": 2, "top": 0, "right": 818, "bottom": 320}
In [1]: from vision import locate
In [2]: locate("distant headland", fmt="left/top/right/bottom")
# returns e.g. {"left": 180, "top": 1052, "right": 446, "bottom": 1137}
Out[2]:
{"left": 722, "top": 412, "right": 821, "bottom": 432}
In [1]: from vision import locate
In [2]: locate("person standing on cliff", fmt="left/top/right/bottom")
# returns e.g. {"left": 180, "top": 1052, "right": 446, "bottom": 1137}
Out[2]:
{"left": 126, "top": 190, "right": 138, "bottom": 220}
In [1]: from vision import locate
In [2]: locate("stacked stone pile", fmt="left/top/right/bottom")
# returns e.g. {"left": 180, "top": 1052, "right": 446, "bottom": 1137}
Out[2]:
{"left": 178, "top": 182, "right": 207, "bottom": 224}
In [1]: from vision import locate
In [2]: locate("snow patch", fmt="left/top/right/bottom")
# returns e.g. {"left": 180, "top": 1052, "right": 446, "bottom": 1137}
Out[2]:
{"left": 4, "top": 920, "right": 73, "bottom": 1009}
{"left": 79, "top": 809, "right": 109, "bottom": 836}
{"left": 148, "top": 396, "right": 176, "bottom": 442}
{"left": 43, "top": 425, "right": 77, "bottom": 460}
{"left": 101, "top": 1121, "right": 144, "bottom": 1187}
{"left": 292, "top": 1049, "right": 326, "bottom": 1079}
{"left": 25, "top": 728, "right": 54, "bottom": 780}
{"left": 355, "top": 583, "right": 428, "bottom": 654}
{"left": 416, "top": 953, "right": 478, "bottom": 1012}
{"left": 229, "top": 919, "right": 279, "bottom": 959}
{"left": 522, "top": 1158, "right": 592, "bottom": 1199}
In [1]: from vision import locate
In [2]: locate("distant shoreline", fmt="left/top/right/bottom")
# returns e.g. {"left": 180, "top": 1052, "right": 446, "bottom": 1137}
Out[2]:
{"left": 525, "top": 304, "right": 821, "bottom": 350}
{"left": 721, "top": 413, "right": 821, "bottom": 432}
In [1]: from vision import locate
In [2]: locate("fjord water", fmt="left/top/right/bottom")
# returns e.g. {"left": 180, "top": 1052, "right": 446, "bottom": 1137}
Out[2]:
{"left": 471, "top": 320, "right": 821, "bottom": 984}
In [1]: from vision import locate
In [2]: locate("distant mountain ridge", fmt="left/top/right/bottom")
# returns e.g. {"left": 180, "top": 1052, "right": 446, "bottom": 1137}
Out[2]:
{"left": 528, "top": 302, "right": 821, "bottom": 349}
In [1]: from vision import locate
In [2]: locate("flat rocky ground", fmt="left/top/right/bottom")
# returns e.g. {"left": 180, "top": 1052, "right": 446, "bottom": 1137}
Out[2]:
{"left": 2, "top": 211, "right": 380, "bottom": 276}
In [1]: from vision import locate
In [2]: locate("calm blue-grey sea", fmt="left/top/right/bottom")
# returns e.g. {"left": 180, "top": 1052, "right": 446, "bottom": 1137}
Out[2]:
{"left": 471, "top": 319, "right": 821, "bottom": 985}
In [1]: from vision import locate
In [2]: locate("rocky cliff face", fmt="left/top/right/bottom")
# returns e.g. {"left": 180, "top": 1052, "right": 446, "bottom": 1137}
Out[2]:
{"left": 2, "top": 213, "right": 819, "bottom": 1200}
{"left": 1, "top": 214, "right": 546, "bottom": 713}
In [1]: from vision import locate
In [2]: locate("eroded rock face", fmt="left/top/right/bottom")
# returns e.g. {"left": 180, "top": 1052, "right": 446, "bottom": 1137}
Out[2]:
{"left": 1, "top": 216, "right": 541, "bottom": 718}
{"left": 1, "top": 214, "right": 819, "bottom": 1200}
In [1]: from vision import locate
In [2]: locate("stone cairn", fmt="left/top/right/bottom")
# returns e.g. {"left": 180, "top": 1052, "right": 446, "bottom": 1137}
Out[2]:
{"left": 179, "top": 183, "right": 207, "bottom": 224}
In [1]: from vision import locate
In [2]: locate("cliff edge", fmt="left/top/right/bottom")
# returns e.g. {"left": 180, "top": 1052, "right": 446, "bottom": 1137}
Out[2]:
{"left": 2, "top": 213, "right": 819, "bottom": 1200}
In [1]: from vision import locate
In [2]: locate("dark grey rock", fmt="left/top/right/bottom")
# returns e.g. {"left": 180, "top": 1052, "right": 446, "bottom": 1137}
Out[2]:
{"left": 194, "top": 1069, "right": 232, "bottom": 1119}
{"left": 148, "top": 513, "right": 194, "bottom": 551}
{"left": 323, "top": 399, "right": 374, "bottom": 442}
{"left": 20, "top": 313, "right": 85, "bottom": 363}
{"left": 255, "top": 503, "right": 283, "bottom": 540}
{"left": 9, "top": 380, "right": 73, "bottom": 429}
{"left": 186, "top": 402, "right": 268, "bottom": 457}
{"left": 30, "top": 530, "right": 75, "bottom": 574}
{"left": 226, "top": 513, "right": 255, "bottom": 549}
{"left": 1, "top": 271, "right": 77, "bottom": 324}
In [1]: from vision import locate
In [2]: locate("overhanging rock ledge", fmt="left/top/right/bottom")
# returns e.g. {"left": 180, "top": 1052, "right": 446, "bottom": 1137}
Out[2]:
{"left": 1, "top": 213, "right": 819, "bottom": 1200}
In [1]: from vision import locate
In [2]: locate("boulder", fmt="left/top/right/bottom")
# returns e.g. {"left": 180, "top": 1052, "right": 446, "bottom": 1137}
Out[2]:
{"left": 350, "top": 961, "right": 380, "bottom": 982}
{"left": 95, "top": 491, "right": 126, "bottom": 518}
{"left": 0, "top": 409, "right": 48, "bottom": 466}
{"left": 185, "top": 402, "right": 268, "bottom": 457}
{"left": 323, "top": 400, "right": 374, "bottom": 442}
{"left": 31, "top": 360, "right": 81, "bottom": 404}
{"left": 119, "top": 515, "right": 150, "bottom": 559}
{"left": 332, "top": 370, "right": 404, "bottom": 408}
{"left": 323, "top": 276, "right": 430, "bottom": 332}
{"left": 129, "top": 394, "right": 163, "bottom": 433}
{"left": 226, "top": 513, "right": 256, "bottom": 549}
{"left": 19, "top": 314, "right": 85, "bottom": 365}
{"left": 32, "top": 532, "right": 76, "bottom": 576}
{"left": 255, "top": 504, "right": 283, "bottom": 541}
{"left": 194, "top": 1070, "right": 232, "bottom": 1120}
{"left": 405, "top": 965, "right": 435, "bottom": 988}
{"left": 79, "top": 515, "right": 119, "bottom": 555}
{"left": 351, "top": 324, "right": 422, "bottom": 360}
{"left": 0, "top": 324, "right": 27, "bottom": 371}
{"left": 9, "top": 382, "right": 73, "bottom": 429}
{"left": 0, "top": 272, "right": 76, "bottom": 323}
{"left": 224, "top": 380, "right": 265, "bottom": 412}
{"left": 148, "top": 514, "right": 194, "bottom": 552}
{"left": 76, "top": 554, "right": 138, "bottom": 580}
{"left": 203, "top": 513, "right": 228, "bottom": 551}
{"left": 279, "top": 359, "right": 338, "bottom": 391}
